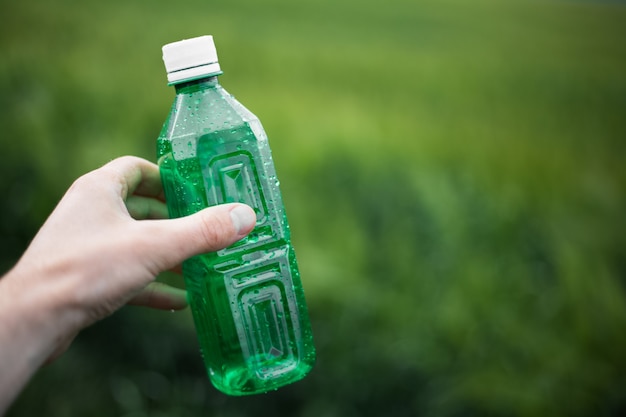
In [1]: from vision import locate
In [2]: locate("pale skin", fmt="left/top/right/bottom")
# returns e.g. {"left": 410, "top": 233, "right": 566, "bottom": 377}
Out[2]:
{"left": 0, "top": 156, "right": 256, "bottom": 414}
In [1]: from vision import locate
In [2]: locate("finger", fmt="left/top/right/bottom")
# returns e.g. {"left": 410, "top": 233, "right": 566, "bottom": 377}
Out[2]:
{"left": 140, "top": 203, "right": 256, "bottom": 272}
{"left": 127, "top": 282, "right": 188, "bottom": 310}
{"left": 169, "top": 264, "right": 183, "bottom": 275}
{"left": 126, "top": 196, "right": 169, "bottom": 220}
{"left": 99, "top": 156, "right": 166, "bottom": 200}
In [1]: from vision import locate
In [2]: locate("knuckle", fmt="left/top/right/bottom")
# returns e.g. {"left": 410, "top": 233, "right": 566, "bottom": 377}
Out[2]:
{"left": 67, "top": 171, "right": 100, "bottom": 194}
{"left": 198, "top": 210, "right": 233, "bottom": 251}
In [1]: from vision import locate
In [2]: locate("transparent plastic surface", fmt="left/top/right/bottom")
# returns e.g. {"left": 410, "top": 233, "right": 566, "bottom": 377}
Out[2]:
{"left": 157, "top": 78, "right": 315, "bottom": 395}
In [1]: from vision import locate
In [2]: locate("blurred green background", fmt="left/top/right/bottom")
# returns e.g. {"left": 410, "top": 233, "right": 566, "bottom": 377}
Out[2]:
{"left": 2, "top": 0, "right": 626, "bottom": 415}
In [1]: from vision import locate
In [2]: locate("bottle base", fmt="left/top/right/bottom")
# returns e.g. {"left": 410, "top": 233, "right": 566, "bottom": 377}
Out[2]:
{"left": 211, "top": 360, "right": 315, "bottom": 396}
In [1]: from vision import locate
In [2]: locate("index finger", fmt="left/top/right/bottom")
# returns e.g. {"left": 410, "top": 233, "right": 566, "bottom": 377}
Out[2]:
{"left": 101, "top": 156, "right": 166, "bottom": 201}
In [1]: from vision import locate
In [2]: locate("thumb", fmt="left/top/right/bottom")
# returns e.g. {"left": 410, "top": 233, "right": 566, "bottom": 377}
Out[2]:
{"left": 142, "top": 203, "right": 256, "bottom": 271}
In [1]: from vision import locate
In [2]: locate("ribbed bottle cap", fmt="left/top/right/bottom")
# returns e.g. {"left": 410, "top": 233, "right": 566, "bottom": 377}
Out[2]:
{"left": 162, "top": 35, "right": 222, "bottom": 84}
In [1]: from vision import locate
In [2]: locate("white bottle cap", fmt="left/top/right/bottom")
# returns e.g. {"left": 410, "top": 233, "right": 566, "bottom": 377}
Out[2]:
{"left": 162, "top": 35, "right": 222, "bottom": 84}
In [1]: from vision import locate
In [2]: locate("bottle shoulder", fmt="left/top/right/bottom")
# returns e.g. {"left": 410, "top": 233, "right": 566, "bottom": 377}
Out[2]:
{"left": 162, "top": 84, "right": 260, "bottom": 138}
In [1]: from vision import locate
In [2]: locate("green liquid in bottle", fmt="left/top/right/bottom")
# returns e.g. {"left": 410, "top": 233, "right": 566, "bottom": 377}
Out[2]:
{"left": 156, "top": 74, "right": 315, "bottom": 395}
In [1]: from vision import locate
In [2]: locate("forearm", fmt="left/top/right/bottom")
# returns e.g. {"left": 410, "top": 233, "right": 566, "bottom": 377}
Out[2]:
{"left": 0, "top": 267, "right": 74, "bottom": 415}
{"left": 0, "top": 308, "right": 43, "bottom": 414}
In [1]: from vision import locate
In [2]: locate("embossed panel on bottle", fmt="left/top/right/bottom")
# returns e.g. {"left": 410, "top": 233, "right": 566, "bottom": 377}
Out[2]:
{"left": 222, "top": 246, "right": 300, "bottom": 379}
{"left": 204, "top": 151, "right": 279, "bottom": 253}
{"left": 239, "top": 283, "right": 295, "bottom": 378}
{"left": 209, "top": 152, "right": 267, "bottom": 223}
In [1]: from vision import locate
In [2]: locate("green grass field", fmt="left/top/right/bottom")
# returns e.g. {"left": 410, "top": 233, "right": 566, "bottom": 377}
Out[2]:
{"left": 1, "top": 0, "right": 625, "bottom": 415}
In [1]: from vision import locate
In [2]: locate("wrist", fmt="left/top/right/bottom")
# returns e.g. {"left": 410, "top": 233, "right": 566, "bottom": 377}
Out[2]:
{"left": 0, "top": 259, "right": 95, "bottom": 413}
{"left": 0, "top": 267, "right": 57, "bottom": 412}
{"left": 0, "top": 263, "right": 82, "bottom": 365}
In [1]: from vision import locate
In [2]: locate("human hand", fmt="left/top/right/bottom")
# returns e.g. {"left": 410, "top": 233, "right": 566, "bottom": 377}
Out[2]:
{"left": 0, "top": 156, "right": 256, "bottom": 411}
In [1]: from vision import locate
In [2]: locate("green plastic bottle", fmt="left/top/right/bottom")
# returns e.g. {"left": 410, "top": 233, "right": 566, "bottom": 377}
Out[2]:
{"left": 157, "top": 36, "right": 315, "bottom": 395}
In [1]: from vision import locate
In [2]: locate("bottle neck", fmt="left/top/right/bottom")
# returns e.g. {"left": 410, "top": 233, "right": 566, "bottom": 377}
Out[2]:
{"left": 173, "top": 75, "right": 220, "bottom": 94}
